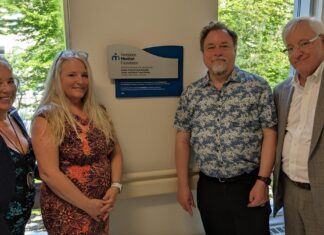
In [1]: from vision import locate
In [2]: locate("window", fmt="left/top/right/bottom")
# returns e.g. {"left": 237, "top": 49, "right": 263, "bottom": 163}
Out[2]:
{"left": 218, "top": 0, "right": 294, "bottom": 88}
{"left": 0, "top": 0, "right": 65, "bottom": 129}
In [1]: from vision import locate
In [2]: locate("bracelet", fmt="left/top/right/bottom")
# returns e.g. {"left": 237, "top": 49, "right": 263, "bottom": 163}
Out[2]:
{"left": 257, "top": 176, "right": 271, "bottom": 185}
{"left": 111, "top": 182, "right": 123, "bottom": 193}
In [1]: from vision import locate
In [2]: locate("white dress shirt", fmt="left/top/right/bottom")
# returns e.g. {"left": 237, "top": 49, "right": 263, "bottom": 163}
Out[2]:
{"left": 282, "top": 61, "right": 324, "bottom": 183}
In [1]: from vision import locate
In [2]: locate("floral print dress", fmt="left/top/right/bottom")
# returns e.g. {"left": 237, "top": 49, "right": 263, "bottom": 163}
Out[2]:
{"left": 40, "top": 114, "right": 115, "bottom": 235}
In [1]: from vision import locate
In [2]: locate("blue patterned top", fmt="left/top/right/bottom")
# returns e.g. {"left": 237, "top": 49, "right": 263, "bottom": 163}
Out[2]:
{"left": 4, "top": 145, "right": 36, "bottom": 235}
{"left": 174, "top": 67, "right": 277, "bottom": 178}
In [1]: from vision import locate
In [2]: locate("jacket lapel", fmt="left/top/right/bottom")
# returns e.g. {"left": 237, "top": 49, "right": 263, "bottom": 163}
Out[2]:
{"left": 309, "top": 74, "right": 324, "bottom": 156}
{"left": 280, "top": 78, "right": 294, "bottom": 137}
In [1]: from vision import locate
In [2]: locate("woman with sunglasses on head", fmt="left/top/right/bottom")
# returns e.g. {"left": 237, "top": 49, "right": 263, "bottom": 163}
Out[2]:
{"left": 0, "top": 57, "right": 37, "bottom": 235}
{"left": 32, "top": 50, "right": 123, "bottom": 235}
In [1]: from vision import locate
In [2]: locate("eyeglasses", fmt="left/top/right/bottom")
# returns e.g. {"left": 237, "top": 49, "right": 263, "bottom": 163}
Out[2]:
{"left": 282, "top": 35, "right": 320, "bottom": 54}
{"left": 54, "top": 50, "right": 89, "bottom": 68}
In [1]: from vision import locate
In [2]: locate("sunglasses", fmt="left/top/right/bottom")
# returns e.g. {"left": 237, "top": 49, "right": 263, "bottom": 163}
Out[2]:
{"left": 54, "top": 50, "right": 89, "bottom": 68}
{"left": 56, "top": 50, "right": 88, "bottom": 60}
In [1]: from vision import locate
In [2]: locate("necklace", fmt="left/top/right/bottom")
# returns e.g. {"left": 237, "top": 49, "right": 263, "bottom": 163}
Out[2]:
{"left": 74, "top": 114, "right": 90, "bottom": 133}
{"left": 0, "top": 115, "right": 26, "bottom": 155}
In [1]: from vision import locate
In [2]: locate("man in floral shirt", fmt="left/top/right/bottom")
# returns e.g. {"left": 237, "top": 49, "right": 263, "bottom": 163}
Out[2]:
{"left": 174, "top": 21, "right": 277, "bottom": 235}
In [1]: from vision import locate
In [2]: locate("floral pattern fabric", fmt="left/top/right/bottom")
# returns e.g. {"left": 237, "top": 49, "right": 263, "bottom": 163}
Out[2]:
{"left": 40, "top": 115, "right": 115, "bottom": 235}
{"left": 4, "top": 144, "right": 36, "bottom": 235}
{"left": 174, "top": 66, "right": 277, "bottom": 178}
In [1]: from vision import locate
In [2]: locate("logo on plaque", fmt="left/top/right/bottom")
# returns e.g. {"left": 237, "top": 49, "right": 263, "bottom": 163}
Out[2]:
{"left": 107, "top": 45, "right": 183, "bottom": 97}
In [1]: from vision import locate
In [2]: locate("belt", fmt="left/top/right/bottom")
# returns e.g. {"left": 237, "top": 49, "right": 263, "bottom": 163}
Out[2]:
{"left": 290, "top": 179, "right": 311, "bottom": 190}
{"left": 284, "top": 173, "right": 311, "bottom": 190}
{"left": 291, "top": 180, "right": 310, "bottom": 190}
{"left": 199, "top": 169, "right": 258, "bottom": 183}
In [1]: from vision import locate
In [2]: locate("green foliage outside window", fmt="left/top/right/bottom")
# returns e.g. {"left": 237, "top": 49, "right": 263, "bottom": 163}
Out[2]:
{"left": 218, "top": 0, "right": 294, "bottom": 88}
{"left": 0, "top": 0, "right": 294, "bottom": 121}
{"left": 0, "top": 0, "right": 65, "bottom": 121}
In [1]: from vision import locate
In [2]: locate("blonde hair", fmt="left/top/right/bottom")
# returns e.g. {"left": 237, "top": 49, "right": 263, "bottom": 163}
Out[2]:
{"left": 33, "top": 50, "right": 115, "bottom": 145}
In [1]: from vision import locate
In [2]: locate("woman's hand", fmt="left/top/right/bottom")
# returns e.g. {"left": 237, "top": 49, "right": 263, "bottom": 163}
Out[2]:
{"left": 83, "top": 198, "right": 111, "bottom": 221}
{"left": 100, "top": 187, "right": 119, "bottom": 221}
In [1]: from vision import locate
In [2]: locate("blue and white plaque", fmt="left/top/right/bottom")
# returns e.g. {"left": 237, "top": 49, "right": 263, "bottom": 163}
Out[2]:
{"left": 107, "top": 45, "right": 183, "bottom": 97}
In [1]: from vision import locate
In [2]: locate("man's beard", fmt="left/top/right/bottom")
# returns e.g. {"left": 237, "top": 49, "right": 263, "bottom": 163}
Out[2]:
{"left": 210, "top": 59, "right": 227, "bottom": 76}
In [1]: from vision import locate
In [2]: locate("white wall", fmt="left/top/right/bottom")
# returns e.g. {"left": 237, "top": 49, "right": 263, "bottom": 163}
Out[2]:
{"left": 65, "top": 0, "right": 217, "bottom": 234}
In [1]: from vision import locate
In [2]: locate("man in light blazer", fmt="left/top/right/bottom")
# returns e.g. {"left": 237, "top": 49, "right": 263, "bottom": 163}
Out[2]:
{"left": 273, "top": 17, "right": 324, "bottom": 235}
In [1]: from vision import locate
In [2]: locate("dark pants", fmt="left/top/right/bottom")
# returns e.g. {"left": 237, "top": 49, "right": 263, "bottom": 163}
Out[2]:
{"left": 197, "top": 170, "right": 271, "bottom": 235}
{"left": 0, "top": 215, "right": 11, "bottom": 235}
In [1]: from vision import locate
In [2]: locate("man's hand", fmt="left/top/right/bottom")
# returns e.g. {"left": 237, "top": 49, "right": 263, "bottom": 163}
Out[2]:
{"left": 177, "top": 185, "right": 196, "bottom": 216}
{"left": 247, "top": 180, "right": 269, "bottom": 207}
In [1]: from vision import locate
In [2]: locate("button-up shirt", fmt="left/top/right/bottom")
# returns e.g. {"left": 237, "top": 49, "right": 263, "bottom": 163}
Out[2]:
{"left": 282, "top": 61, "right": 324, "bottom": 183}
{"left": 174, "top": 66, "right": 277, "bottom": 178}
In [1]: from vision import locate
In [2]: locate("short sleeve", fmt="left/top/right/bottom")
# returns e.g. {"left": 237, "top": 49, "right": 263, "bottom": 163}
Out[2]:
{"left": 258, "top": 82, "right": 277, "bottom": 129}
{"left": 174, "top": 89, "right": 192, "bottom": 132}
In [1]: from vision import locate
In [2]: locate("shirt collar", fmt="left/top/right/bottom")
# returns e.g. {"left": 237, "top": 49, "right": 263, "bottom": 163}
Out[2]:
{"left": 293, "top": 61, "right": 324, "bottom": 87}
{"left": 203, "top": 66, "right": 241, "bottom": 87}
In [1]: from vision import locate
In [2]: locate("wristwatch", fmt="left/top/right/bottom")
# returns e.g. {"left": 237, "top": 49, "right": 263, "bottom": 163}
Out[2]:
{"left": 111, "top": 182, "right": 123, "bottom": 193}
{"left": 257, "top": 176, "right": 271, "bottom": 185}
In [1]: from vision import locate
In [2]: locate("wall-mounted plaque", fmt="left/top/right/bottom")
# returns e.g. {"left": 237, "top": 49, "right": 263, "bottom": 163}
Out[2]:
{"left": 108, "top": 45, "right": 183, "bottom": 97}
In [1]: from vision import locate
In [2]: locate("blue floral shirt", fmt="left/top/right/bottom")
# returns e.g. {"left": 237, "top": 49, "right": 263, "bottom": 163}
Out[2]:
{"left": 174, "top": 66, "right": 277, "bottom": 178}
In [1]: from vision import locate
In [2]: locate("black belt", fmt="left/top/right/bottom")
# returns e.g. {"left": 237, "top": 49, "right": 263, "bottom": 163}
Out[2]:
{"left": 284, "top": 173, "right": 311, "bottom": 190}
{"left": 293, "top": 181, "right": 311, "bottom": 190}
{"left": 199, "top": 168, "right": 258, "bottom": 183}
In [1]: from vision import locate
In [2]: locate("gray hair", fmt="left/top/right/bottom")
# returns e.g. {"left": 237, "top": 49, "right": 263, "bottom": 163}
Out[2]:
{"left": 0, "top": 56, "right": 13, "bottom": 72}
{"left": 282, "top": 17, "right": 324, "bottom": 45}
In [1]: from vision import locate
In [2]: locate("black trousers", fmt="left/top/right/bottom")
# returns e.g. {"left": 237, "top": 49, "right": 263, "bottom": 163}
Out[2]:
{"left": 197, "top": 170, "right": 271, "bottom": 235}
{"left": 0, "top": 215, "right": 11, "bottom": 235}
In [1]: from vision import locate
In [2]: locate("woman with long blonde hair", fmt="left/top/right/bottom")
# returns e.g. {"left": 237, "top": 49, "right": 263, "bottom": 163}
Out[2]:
{"left": 32, "top": 50, "right": 123, "bottom": 235}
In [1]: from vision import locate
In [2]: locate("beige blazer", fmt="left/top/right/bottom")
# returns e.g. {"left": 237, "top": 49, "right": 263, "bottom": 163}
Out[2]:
{"left": 272, "top": 74, "right": 324, "bottom": 229}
